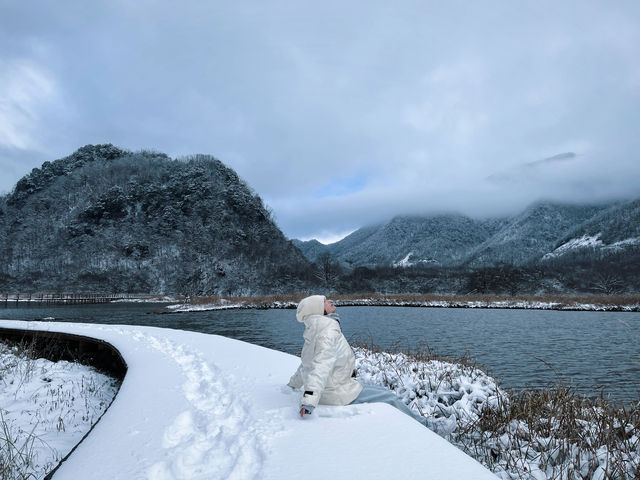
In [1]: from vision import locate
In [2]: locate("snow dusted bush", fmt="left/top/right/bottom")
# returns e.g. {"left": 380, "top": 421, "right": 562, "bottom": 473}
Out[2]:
{"left": 0, "top": 341, "right": 120, "bottom": 480}
{"left": 473, "top": 388, "right": 640, "bottom": 480}
{"left": 353, "top": 345, "right": 640, "bottom": 480}
{"left": 353, "top": 345, "right": 504, "bottom": 437}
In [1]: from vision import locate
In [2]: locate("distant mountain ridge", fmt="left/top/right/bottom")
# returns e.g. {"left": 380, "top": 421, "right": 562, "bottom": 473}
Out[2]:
{"left": 0, "top": 144, "right": 311, "bottom": 294}
{"left": 294, "top": 199, "right": 639, "bottom": 269}
{"left": 336, "top": 214, "right": 506, "bottom": 267}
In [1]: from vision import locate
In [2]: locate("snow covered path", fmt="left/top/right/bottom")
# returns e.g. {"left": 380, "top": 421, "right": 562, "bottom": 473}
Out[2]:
{"left": 0, "top": 319, "right": 497, "bottom": 479}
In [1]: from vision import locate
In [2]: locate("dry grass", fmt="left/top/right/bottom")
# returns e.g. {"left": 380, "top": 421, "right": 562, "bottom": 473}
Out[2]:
{"left": 1, "top": 340, "right": 53, "bottom": 480}
{"left": 0, "top": 408, "right": 40, "bottom": 480}
{"left": 462, "top": 386, "right": 640, "bottom": 479}
{"left": 354, "top": 342, "right": 640, "bottom": 479}
{"left": 0, "top": 339, "right": 120, "bottom": 480}
{"left": 333, "top": 292, "right": 640, "bottom": 306}
{"left": 352, "top": 337, "right": 485, "bottom": 372}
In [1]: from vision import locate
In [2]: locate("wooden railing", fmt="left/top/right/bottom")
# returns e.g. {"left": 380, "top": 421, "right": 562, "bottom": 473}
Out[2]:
{"left": 1, "top": 292, "right": 148, "bottom": 306}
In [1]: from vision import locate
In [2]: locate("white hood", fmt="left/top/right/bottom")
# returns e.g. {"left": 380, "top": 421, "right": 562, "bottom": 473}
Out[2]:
{"left": 296, "top": 295, "right": 325, "bottom": 323}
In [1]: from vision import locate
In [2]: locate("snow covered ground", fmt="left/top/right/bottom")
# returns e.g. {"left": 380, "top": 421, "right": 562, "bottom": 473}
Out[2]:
{"left": 353, "top": 348, "right": 640, "bottom": 479}
{"left": 354, "top": 347, "right": 503, "bottom": 438}
{"left": 0, "top": 319, "right": 497, "bottom": 480}
{"left": 0, "top": 341, "right": 119, "bottom": 479}
{"left": 164, "top": 299, "right": 252, "bottom": 312}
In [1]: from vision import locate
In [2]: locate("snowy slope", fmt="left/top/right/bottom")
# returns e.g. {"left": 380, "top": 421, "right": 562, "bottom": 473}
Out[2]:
{"left": 544, "top": 198, "right": 640, "bottom": 259}
{"left": 0, "top": 320, "right": 497, "bottom": 480}
{"left": 465, "top": 202, "right": 608, "bottom": 266}
{"left": 293, "top": 200, "right": 636, "bottom": 268}
{"left": 320, "top": 214, "right": 502, "bottom": 267}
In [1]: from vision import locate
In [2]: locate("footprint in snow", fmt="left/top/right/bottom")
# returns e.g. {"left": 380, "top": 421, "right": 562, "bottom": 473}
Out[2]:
{"left": 130, "top": 333, "right": 276, "bottom": 480}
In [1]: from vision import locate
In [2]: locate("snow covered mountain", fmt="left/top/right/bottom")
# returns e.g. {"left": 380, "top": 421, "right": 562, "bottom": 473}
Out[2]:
{"left": 291, "top": 238, "right": 330, "bottom": 262}
{"left": 0, "top": 145, "right": 311, "bottom": 294}
{"left": 296, "top": 214, "right": 508, "bottom": 268}
{"left": 543, "top": 199, "right": 640, "bottom": 260}
{"left": 295, "top": 201, "right": 630, "bottom": 269}
{"left": 464, "top": 202, "right": 610, "bottom": 266}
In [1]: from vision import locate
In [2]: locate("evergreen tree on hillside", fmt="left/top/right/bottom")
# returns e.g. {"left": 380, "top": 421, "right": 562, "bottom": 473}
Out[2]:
{"left": 0, "top": 145, "right": 312, "bottom": 294}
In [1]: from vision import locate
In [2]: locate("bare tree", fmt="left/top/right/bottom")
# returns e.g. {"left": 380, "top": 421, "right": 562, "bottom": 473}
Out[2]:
{"left": 592, "top": 272, "right": 623, "bottom": 295}
{"left": 314, "top": 252, "right": 340, "bottom": 289}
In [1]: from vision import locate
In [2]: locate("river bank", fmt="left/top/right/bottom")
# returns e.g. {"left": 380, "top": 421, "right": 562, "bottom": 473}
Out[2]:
{"left": 3, "top": 292, "right": 638, "bottom": 312}
{"left": 162, "top": 293, "right": 640, "bottom": 313}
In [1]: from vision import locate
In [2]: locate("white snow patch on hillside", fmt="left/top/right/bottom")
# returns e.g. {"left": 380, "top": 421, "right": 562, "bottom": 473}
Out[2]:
{"left": 544, "top": 233, "right": 640, "bottom": 260}
{"left": 393, "top": 252, "right": 414, "bottom": 267}
{"left": 543, "top": 234, "right": 604, "bottom": 259}
{"left": 604, "top": 237, "right": 640, "bottom": 251}
{"left": 393, "top": 252, "right": 439, "bottom": 268}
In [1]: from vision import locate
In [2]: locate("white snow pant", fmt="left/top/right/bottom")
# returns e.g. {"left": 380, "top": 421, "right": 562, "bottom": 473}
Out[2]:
{"left": 349, "top": 385, "right": 426, "bottom": 426}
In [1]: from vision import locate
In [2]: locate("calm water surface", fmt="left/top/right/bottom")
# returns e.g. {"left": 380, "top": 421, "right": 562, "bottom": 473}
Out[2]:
{"left": 1, "top": 303, "right": 639, "bottom": 404}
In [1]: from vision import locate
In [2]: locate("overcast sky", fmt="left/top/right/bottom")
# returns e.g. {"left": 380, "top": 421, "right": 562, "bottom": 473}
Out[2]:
{"left": 1, "top": 1, "right": 639, "bottom": 243}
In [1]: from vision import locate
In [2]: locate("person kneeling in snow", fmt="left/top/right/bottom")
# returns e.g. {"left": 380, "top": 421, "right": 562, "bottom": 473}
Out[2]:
{"left": 288, "top": 295, "right": 423, "bottom": 424}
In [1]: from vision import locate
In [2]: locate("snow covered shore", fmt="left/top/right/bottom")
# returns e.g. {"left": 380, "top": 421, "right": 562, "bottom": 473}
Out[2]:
{"left": 0, "top": 319, "right": 497, "bottom": 480}
{"left": 165, "top": 297, "right": 640, "bottom": 313}
{"left": 354, "top": 348, "right": 640, "bottom": 479}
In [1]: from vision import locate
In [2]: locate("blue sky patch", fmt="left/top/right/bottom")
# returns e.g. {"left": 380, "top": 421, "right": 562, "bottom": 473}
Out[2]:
{"left": 313, "top": 174, "right": 368, "bottom": 199}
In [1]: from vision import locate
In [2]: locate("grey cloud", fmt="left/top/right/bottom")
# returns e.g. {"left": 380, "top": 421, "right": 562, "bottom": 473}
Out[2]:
{"left": 1, "top": 1, "right": 640, "bottom": 240}
{"left": 527, "top": 152, "right": 577, "bottom": 166}
{"left": 0, "top": 145, "right": 50, "bottom": 194}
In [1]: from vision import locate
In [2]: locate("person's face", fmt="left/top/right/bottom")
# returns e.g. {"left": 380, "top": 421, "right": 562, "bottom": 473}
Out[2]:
{"left": 324, "top": 299, "right": 336, "bottom": 315}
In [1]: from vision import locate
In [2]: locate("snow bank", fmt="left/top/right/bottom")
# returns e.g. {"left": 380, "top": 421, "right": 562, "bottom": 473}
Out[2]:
{"left": 0, "top": 342, "right": 118, "bottom": 479}
{"left": 354, "top": 347, "right": 503, "bottom": 437}
{"left": 0, "top": 320, "right": 497, "bottom": 480}
{"left": 165, "top": 300, "right": 246, "bottom": 312}
{"left": 166, "top": 300, "right": 298, "bottom": 313}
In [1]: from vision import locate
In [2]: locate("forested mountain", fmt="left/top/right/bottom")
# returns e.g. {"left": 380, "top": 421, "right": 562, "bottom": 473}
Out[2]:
{"left": 543, "top": 199, "right": 640, "bottom": 260}
{"left": 294, "top": 199, "right": 640, "bottom": 294}
{"left": 0, "top": 145, "right": 312, "bottom": 294}
{"left": 294, "top": 200, "right": 635, "bottom": 269}
{"left": 464, "top": 202, "right": 610, "bottom": 266}
{"left": 291, "top": 238, "right": 329, "bottom": 263}
{"left": 298, "top": 215, "right": 507, "bottom": 268}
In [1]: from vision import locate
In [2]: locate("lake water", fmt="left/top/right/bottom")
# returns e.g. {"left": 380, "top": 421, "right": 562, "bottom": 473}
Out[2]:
{"left": 1, "top": 303, "right": 639, "bottom": 405}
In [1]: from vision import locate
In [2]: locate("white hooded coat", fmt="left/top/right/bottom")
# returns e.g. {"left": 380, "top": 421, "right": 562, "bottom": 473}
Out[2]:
{"left": 288, "top": 295, "right": 363, "bottom": 408}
